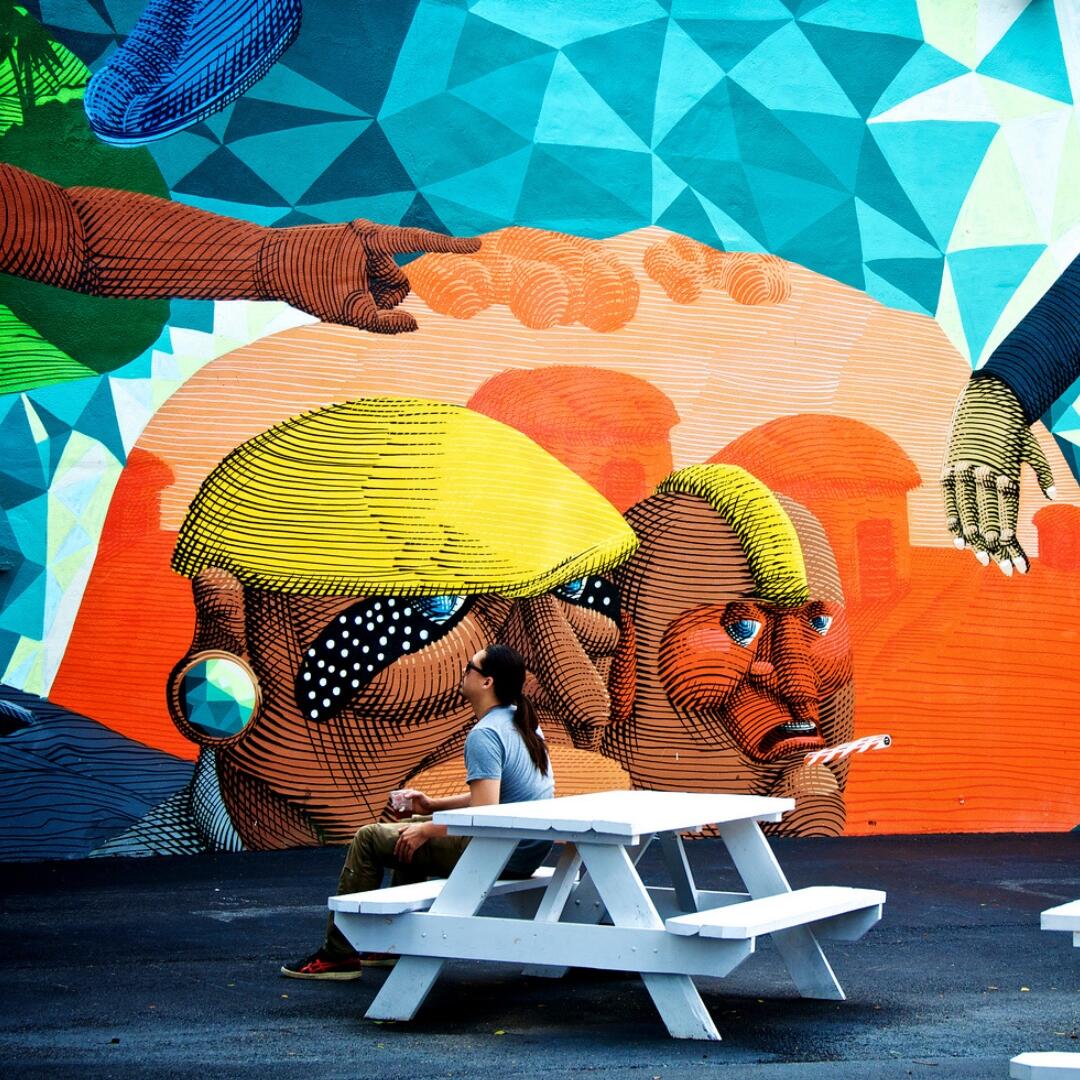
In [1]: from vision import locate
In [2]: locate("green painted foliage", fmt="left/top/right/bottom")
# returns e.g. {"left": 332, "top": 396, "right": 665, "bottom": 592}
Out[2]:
{"left": 0, "top": 8, "right": 170, "bottom": 390}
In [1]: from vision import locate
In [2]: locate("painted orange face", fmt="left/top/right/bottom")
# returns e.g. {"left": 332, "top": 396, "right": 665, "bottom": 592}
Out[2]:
{"left": 607, "top": 489, "right": 855, "bottom": 796}
{"left": 168, "top": 568, "right": 624, "bottom": 848}
{"left": 659, "top": 598, "right": 852, "bottom": 763}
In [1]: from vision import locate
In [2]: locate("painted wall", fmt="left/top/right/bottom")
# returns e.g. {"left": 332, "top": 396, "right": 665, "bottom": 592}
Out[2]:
{"left": 2, "top": 0, "right": 1079, "bottom": 860}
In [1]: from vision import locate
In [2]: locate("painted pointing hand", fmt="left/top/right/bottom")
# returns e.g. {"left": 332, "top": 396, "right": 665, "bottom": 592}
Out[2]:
{"left": 258, "top": 219, "right": 481, "bottom": 333}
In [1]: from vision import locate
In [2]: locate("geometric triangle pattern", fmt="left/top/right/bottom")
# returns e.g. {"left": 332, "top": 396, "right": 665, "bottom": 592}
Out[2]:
{"left": 9, "top": 0, "right": 1080, "bottom": 696}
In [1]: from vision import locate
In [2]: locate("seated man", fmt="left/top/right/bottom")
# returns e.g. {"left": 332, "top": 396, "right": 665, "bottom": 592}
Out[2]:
{"left": 281, "top": 643, "right": 554, "bottom": 979}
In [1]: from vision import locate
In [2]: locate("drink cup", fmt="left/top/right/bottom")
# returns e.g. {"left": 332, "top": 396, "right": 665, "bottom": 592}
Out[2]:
{"left": 390, "top": 789, "right": 413, "bottom": 814}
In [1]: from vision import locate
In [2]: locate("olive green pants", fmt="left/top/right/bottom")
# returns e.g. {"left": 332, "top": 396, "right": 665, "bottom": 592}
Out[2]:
{"left": 323, "top": 820, "right": 470, "bottom": 960}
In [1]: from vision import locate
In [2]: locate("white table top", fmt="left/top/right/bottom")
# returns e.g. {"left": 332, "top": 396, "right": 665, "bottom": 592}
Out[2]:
{"left": 435, "top": 789, "right": 793, "bottom": 839}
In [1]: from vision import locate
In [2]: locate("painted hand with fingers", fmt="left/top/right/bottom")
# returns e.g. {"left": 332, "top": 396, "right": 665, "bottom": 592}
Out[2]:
{"left": 941, "top": 374, "right": 1056, "bottom": 574}
{"left": 259, "top": 219, "right": 481, "bottom": 333}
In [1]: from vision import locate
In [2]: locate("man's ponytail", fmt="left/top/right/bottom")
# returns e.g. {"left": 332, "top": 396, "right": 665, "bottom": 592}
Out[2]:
{"left": 479, "top": 643, "right": 550, "bottom": 776}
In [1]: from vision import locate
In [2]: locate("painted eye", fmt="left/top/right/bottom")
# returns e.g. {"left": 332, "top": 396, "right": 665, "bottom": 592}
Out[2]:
{"left": 413, "top": 595, "right": 466, "bottom": 624}
{"left": 725, "top": 619, "right": 762, "bottom": 647}
{"left": 554, "top": 577, "right": 586, "bottom": 601}
{"left": 809, "top": 614, "right": 833, "bottom": 636}
{"left": 551, "top": 576, "right": 620, "bottom": 621}
{"left": 295, "top": 595, "right": 473, "bottom": 723}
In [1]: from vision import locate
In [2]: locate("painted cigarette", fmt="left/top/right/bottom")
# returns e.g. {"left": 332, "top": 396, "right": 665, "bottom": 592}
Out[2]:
{"left": 804, "top": 733, "right": 892, "bottom": 767}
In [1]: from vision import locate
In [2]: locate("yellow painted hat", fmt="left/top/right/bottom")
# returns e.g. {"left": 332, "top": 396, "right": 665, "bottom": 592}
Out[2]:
{"left": 173, "top": 397, "right": 637, "bottom": 597}
{"left": 657, "top": 463, "right": 809, "bottom": 606}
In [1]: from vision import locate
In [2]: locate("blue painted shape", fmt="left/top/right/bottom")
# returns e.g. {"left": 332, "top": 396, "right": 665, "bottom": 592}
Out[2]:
{"left": 451, "top": 53, "right": 558, "bottom": 142}
{"left": 743, "top": 164, "right": 850, "bottom": 250}
{"left": 173, "top": 146, "right": 290, "bottom": 208}
{"left": 657, "top": 187, "right": 727, "bottom": 250}
{"left": 169, "top": 193, "right": 285, "bottom": 227}
{"left": 381, "top": 94, "right": 528, "bottom": 187}
{"left": 300, "top": 191, "right": 418, "bottom": 228}
{"left": 422, "top": 147, "right": 533, "bottom": 225}
{"left": 169, "top": 299, "right": 216, "bottom": 334}
{"left": 863, "top": 265, "right": 928, "bottom": 314}
{"left": 423, "top": 194, "right": 513, "bottom": 236}
{"left": 447, "top": 10, "right": 554, "bottom": 89}
{"left": 468, "top": 0, "right": 669, "bottom": 50}
{"left": 563, "top": 17, "right": 668, "bottom": 146}
{"left": 773, "top": 110, "right": 865, "bottom": 189}
{"left": 381, "top": 1, "right": 469, "bottom": 117}
{"left": 515, "top": 146, "right": 645, "bottom": 236}
{"left": 869, "top": 120, "right": 997, "bottom": 249}
{"left": 948, "top": 245, "right": 1046, "bottom": 361}
{"left": 286, "top": 0, "right": 421, "bottom": 117}
{"left": 536, "top": 54, "right": 649, "bottom": 152}
{"left": 229, "top": 120, "right": 373, "bottom": 206}
{"left": 76, "top": 378, "right": 126, "bottom": 466}
{"left": 0, "top": 409, "right": 44, "bottom": 504}
{"left": 855, "top": 198, "right": 941, "bottom": 261}
{"left": 653, "top": 19, "right": 725, "bottom": 146}
{"left": 670, "top": 0, "right": 793, "bottom": 18}
{"left": 223, "top": 99, "right": 370, "bottom": 143}
{"left": 147, "top": 129, "right": 220, "bottom": 190}
{"left": 854, "top": 129, "right": 937, "bottom": 248}
{"left": 242, "top": 57, "right": 371, "bottom": 116}
{"left": 978, "top": 0, "right": 1072, "bottom": 105}
{"left": 797, "top": 0, "right": 923, "bottom": 40}
{"left": 778, "top": 196, "right": 865, "bottom": 289}
{"left": 669, "top": 16, "right": 788, "bottom": 72}
{"left": 865, "top": 256, "right": 944, "bottom": 314}
{"left": 800, "top": 24, "right": 920, "bottom": 116}
{"left": 0, "top": 562, "right": 46, "bottom": 637}
{"left": 726, "top": 81, "right": 845, "bottom": 188}
{"left": 536, "top": 144, "right": 654, "bottom": 224}
{"left": 728, "top": 20, "right": 858, "bottom": 118}
{"left": 656, "top": 79, "right": 741, "bottom": 168}
{"left": 299, "top": 122, "right": 415, "bottom": 203}
{"left": 26, "top": 402, "right": 74, "bottom": 484}
{"left": 871, "top": 42, "right": 968, "bottom": 118}
{"left": 398, "top": 192, "right": 451, "bottom": 239}
{"left": 676, "top": 162, "right": 768, "bottom": 249}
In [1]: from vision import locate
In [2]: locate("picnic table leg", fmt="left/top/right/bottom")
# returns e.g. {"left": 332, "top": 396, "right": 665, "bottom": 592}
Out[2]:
{"left": 530, "top": 834, "right": 655, "bottom": 979}
{"left": 521, "top": 844, "right": 582, "bottom": 977}
{"left": 659, "top": 831, "right": 700, "bottom": 912}
{"left": 364, "top": 837, "right": 519, "bottom": 1022}
{"left": 717, "top": 819, "right": 845, "bottom": 1001}
{"left": 579, "top": 842, "right": 721, "bottom": 1042}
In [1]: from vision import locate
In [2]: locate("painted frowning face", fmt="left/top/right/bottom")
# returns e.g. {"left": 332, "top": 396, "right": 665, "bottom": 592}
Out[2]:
{"left": 609, "top": 484, "right": 854, "bottom": 784}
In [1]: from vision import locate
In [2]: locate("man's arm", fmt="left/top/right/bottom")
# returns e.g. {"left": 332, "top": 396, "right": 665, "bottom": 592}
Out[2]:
{"left": 393, "top": 779, "right": 500, "bottom": 863}
{"left": 0, "top": 162, "right": 480, "bottom": 333}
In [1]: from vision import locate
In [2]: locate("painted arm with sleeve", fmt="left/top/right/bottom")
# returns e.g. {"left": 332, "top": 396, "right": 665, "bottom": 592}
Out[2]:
{"left": 941, "top": 251, "right": 1080, "bottom": 572}
{"left": 0, "top": 162, "right": 479, "bottom": 333}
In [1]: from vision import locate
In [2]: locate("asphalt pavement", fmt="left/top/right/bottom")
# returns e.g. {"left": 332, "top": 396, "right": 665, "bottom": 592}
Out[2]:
{"left": 3, "top": 832, "right": 1078, "bottom": 1078}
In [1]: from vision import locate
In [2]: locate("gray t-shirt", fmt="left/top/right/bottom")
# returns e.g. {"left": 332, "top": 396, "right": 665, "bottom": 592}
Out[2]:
{"left": 464, "top": 704, "right": 554, "bottom": 876}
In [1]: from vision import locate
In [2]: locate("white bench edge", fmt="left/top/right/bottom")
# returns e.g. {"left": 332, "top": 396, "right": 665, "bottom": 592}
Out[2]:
{"left": 1042, "top": 899, "right": 1080, "bottom": 932}
{"left": 329, "top": 865, "right": 557, "bottom": 914}
{"left": 665, "top": 885, "right": 886, "bottom": 939}
{"left": 1010, "top": 1051, "right": 1080, "bottom": 1079}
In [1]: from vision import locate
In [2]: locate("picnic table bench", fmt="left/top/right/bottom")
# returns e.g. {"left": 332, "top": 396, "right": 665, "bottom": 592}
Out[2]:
{"left": 330, "top": 790, "right": 886, "bottom": 1041}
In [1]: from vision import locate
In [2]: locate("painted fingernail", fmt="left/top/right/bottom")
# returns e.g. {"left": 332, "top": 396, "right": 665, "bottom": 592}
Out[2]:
{"left": 1046, "top": 485, "right": 1057, "bottom": 500}
{"left": 975, "top": 550, "right": 990, "bottom": 566}
{"left": 996, "top": 558, "right": 1013, "bottom": 577}
{"left": 953, "top": 537, "right": 966, "bottom": 550}
{"left": 1012, "top": 557, "right": 1028, "bottom": 574}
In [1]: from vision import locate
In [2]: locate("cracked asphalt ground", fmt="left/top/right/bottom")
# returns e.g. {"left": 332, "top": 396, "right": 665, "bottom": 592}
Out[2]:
{"left": 2, "top": 833, "right": 1078, "bottom": 1078}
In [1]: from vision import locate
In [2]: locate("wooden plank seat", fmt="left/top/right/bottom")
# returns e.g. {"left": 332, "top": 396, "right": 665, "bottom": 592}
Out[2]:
{"left": 1041, "top": 899, "right": 1080, "bottom": 947}
{"left": 665, "top": 886, "right": 886, "bottom": 941}
{"left": 330, "top": 865, "right": 557, "bottom": 915}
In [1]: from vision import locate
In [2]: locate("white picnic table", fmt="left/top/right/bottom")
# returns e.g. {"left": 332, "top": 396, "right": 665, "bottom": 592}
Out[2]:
{"left": 330, "top": 790, "right": 885, "bottom": 1041}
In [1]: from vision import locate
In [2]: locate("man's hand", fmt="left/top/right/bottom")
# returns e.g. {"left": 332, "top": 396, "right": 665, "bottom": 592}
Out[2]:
{"left": 941, "top": 374, "right": 1056, "bottom": 574}
{"left": 258, "top": 219, "right": 481, "bottom": 333}
{"left": 387, "top": 788, "right": 435, "bottom": 818}
{"left": 393, "top": 821, "right": 433, "bottom": 864}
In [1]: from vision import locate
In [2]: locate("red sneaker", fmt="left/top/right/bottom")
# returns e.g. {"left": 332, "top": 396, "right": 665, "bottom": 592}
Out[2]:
{"left": 280, "top": 951, "right": 363, "bottom": 980}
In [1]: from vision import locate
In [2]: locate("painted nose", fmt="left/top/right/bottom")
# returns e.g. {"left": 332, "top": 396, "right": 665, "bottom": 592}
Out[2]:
{"left": 512, "top": 593, "right": 612, "bottom": 751}
{"left": 760, "top": 614, "right": 820, "bottom": 718}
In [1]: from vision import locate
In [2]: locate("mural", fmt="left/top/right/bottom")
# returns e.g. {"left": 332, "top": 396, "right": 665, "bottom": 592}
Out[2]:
{"left": 2, "top": 1, "right": 1079, "bottom": 860}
